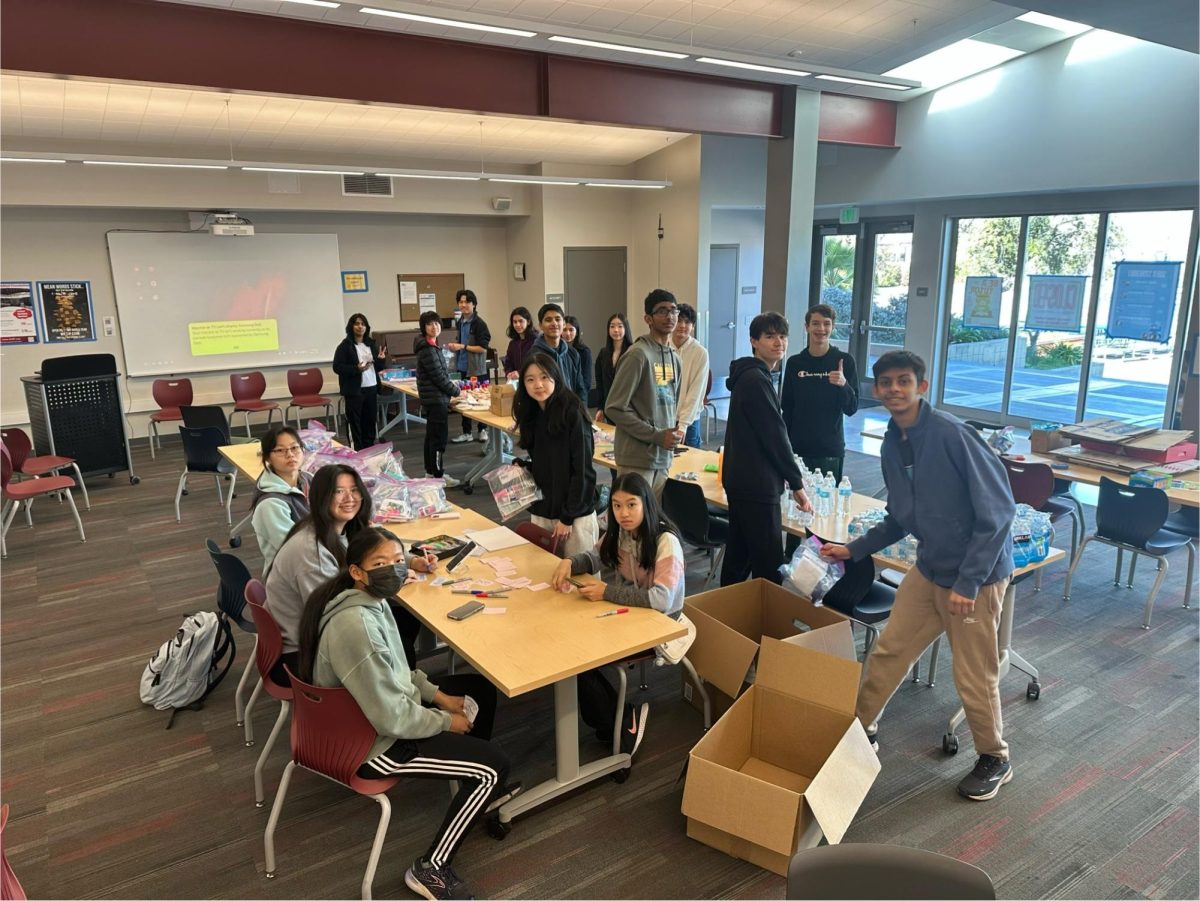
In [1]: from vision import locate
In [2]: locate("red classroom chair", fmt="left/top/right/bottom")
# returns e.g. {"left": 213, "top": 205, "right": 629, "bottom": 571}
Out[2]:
{"left": 230, "top": 372, "right": 280, "bottom": 438}
{"left": 149, "top": 378, "right": 193, "bottom": 459}
{"left": 514, "top": 520, "right": 562, "bottom": 556}
{"left": 1, "top": 444, "right": 85, "bottom": 558}
{"left": 0, "top": 427, "right": 90, "bottom": 511}
{"left": 284, "top": 369, "right": 334, "bottom": 429}
{"left": 243, "top": 580, "right": 294, "bottom": 808}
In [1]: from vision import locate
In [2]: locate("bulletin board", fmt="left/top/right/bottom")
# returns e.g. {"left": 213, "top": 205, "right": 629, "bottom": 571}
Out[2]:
{"left": 397, "top": 273, "right": 465, "bottom": 322}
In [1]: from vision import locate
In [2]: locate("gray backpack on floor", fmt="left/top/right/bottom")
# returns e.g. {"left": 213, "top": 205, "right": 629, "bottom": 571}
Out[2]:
{"left": 140, "top": 611, "right": 235, "bottom": 728}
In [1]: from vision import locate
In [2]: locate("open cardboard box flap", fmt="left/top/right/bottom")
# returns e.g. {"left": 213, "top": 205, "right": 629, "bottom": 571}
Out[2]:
{"left": 803, "top": 722, "right": 882, "bottom": 844}
{"left": 684, "top": 604, "right": 761, "bottom": 700}
{"left": 761, "top": 632, "right": 861, "bottom": 715}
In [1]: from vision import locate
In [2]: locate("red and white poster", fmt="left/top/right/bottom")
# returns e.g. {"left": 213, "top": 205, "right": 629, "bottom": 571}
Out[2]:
{"left": 1, "top": 281, "right": 40, "bottom": 345}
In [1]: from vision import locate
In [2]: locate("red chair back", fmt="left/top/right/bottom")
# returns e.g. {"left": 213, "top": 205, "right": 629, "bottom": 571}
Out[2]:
{"left": 0, "top": 430, "right": 31, "bottom": 471}
{"left": 231, "top": 371, "right": 267, "bottom": 403}
{"left": 152, "top": 378, "right": 193, "bottom": 411}
{"left": 514, "top": 520, "right": 562, "bottom": 556}
{"left": 1001, "top": 458, "right": 1054, "bottom": 509}
{"left": 0, "top": 445, "right": 13, "bottom": 492}
{"left": 287, "top": 369, "right": 323, "bottom": 398}
{"left": 285, "top": 666, "right": 390, "bottom": 791}
{"left": 245, "top": 580, "right": 291, "bottom": 702}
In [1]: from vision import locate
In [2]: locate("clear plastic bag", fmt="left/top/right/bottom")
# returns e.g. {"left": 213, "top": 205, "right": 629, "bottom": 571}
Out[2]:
{"left": 405, "top": 478, "right": 453, "bottom": 517}
{"left": 298, "top": 420, "right": 334, "bottom": 453}
{"left": 483, "top": 464, "right": 543, "bottom": 521}
{"left": 371, "top": 477, "right": 414, "bottom": 524}
{"left": 781, "top": 536, "right": 844, "bottom": 603}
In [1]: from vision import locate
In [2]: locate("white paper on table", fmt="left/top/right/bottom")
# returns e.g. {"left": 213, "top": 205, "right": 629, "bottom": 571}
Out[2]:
{"left": 464, "top": 527, "right": 529, "bottom": 552}
{"left": 481, "top": 607, "right": 507, "bottom": 615}
{"left": 527, "top": 582, "right": 549, "bottom": 592}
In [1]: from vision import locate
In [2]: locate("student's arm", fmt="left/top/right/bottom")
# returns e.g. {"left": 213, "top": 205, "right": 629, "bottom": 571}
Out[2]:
{"left": 423, "top": 349, "right": 460, "bottom": 399}
{"left": 949, "top": 428, "right": 1016, "bottom": 599}
{"left": 604, "top": 355, "right": 660, "bottom": 443}
{"left": 846, "top": 514, "right": 906, "bottom": 560}
{"left": 840, "top": 353, "right": 859, "bottom": 416}
{"left": 251, "top": 498, "right": 294, "bottom": 562}
{"left": 331, "top": 630, "right": 451, "bottom": 740}
{"left": 568, "top": 548, "right": 602, "bottom": 575}
{"left": 561, "top": 414, "right": 595, "bottom": 525}
{"left": 780, "top": 355, "right": 799, "bottom": 432}
{"left": 331, "top": 341, "right": 358, "bottom": 377}
{"left": 371, "top": 337, "right": 387, "bottom": 372}
{"left": 744, "top": 374, "right": 804, "bottom": 490}
{"left": 465, "top": 317, "right": 491, "bottom": 353}
{"left": 676, "top": 345, "right": 709, "bottom": 427}
{"left": 601, "top": 534, "right": 684, "bottom": 614}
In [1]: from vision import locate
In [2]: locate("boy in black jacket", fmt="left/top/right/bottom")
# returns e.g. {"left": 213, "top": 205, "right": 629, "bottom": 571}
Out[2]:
{"left": 720, "top": 312, "right": 812, "bottom": 586}
{"left": 415, "top": 310, "right": 461, "bottom": 487}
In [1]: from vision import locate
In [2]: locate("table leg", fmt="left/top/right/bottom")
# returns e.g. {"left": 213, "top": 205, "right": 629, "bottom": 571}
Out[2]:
{"left": 496, "top": 675, "right": 631, "bottom": 825}
{"left": 459, "top": 428, "right": 506, "bottom": 488}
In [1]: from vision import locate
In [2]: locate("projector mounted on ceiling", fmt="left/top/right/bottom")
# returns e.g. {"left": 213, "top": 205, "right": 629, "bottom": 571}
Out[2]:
{"left": 209, "top": 212, "right": 255, "bottom": 236}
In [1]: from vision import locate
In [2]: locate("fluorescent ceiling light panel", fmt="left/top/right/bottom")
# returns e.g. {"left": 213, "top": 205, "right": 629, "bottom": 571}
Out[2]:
{"left": 585, "top": 181, "right": 667, "bottom": 189}
{"left": 696, "top": 57, "right": 810, "bottom": 77}
{"left": 242, "top": 166, "right": 363, "bottom": 175}
{"left": 280, "top": 0, "right": 341, "bottom": 7}
{"left": 489, "top": 177, "right": 581, "bottom": 185}
{"left": 548, "top": 35, "right": 688, "bottom": 59}
{"left": 815, "top": 74, "right": 913, "bottom": 90}
{"left": 885, "top": 39, "right": 1023, "bottom": 89}
{"left": 1015, "top": 11, "right": 1091, "bottom": 37}
{"left": 83, "top": 160, "right": 228, "bottom": 169}
{"left": 360, "top": 7, "right": 536, "bottom": 37}
{"left": 0, "top": 157, "right": 66, "bottom": 163}
{"left": 377, "top": 172, "right": 480, "bottom": 181}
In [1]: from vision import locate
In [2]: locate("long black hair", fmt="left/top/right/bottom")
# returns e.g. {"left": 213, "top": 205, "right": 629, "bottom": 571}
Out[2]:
{"left": 345, "top": 312, "right": 372, "bottom": 341}
{"left": 507, "top": 306, "right": 538, "bottom": 341}
{"left": 512, "top": 353, "right": 588, "bottom": 451}
{"left": 259, "top": 425, "right": 302, "bottom": 475}
{"left": 296, "top": 525, "right": 403, "bottom": 683}
{"left": 278, "top": 464, "right": 372, "bottom": 568}
{"left": 598, "top": 472, "right": 678, "bottom": 573}
{"left": 564, "top": 315, "right": 590, "bottom": 354}
{"left": 604, "top": 312, "right": 632, "bottom": 358}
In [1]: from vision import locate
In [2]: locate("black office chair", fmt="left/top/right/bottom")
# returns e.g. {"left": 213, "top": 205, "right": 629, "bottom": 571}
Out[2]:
{"left": 181, "top": 404, "right": 234, "bottom": 443}
{"left": 175, "top": 426, "right": 238, "bottom": 526}
{"left": 820, "top": 555, "right": 897, "bottom": 656}
{"left": 205, "top": 538, "right": 260, "bottom": 739}
{"left": 786, "top": 843, "right": 995, "bottom": 900}
{"left": 662, "top": 478, "right": 729, "bottom": 589}
{"left": 1064, "top": 477, "right": 1194, "bottom": 628}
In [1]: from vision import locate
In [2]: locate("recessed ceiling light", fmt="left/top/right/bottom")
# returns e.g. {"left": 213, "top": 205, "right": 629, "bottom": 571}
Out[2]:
{"left": 280, "top": 0, "right": 341, "bottom": 8}
{"left": 376, "top": 172, "right": 480, "bottom": 181}
{"left": 1015, "top": 11, "right": 1091, "bottom": 37}
{"left": 586, "top": 182, "right": 667, "bottom": 189}
{"left": 815, "top": 74, "right": 913, "bottom": 90}
{"left": 548, "top": 35, "right": 688, "bottom": 59}
{"left": 885, "top": 39, "right": 1023, "bottom": 89}
{"left": 696, "top": 57, "right": 810, "bottom": 77}
{"left": 0, "top": 157, "right": 66, "bottom": 163}
{"left": 360, "top": 7, "right": 536, "bottom": 37}
{"left": 488, "top": 177, "right": 581, "bottom": 185}
{"left": 83, "top": 160, "right": 228, "bottom": 169}
{"left": 242, "top": 166, "right": 363, "bottom": 175}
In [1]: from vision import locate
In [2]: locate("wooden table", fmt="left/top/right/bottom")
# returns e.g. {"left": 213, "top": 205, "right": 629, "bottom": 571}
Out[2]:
{"left": 218, "top": 440, "right": 685, "bottom": 829}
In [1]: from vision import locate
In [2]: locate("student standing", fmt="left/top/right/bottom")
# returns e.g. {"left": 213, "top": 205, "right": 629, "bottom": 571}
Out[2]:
{"left": 594, "top": 313, "right": 632, "bottom": 423}
{"left": 603, "top": 290, "right": 682, "bottom": 500}
{"left": 781, "top": 303, "right": 859, "bottom": 481}
{"left": 332, "top": 313, "right": 387, "bottom": 450}
{"left": 720, "top": 312, "right": 811, "bottom": 586}
{"left": 550, "top": 473, "right": 686, "bottom": 757}
{"left": 502, "top": 306, "right": 538, "bottom": 378}
{"left": 512, "top": 353, "right": 599, "bottom": 558}
{"left": 446, "top": 289, "right": 491, "bottom": 447}
{"left": 296, "top": 526, "right": 513, "bottom": 901}
{"left": 563, "top": 315, "right": 594, "bottom": 407}
{"left": 250, "top": 426, "right": 312, "bottom": 569}
{"left": 415, "top": 310, "right": 462, "bottom": 488}
{"left": 531, "top": 303, "right": 587, "bottom": 399}
{"left": 821, "top": 351, "right": 1016, "bottom": 801}
{"left": 671, "top": 303, "right": 710, "bottom": 449}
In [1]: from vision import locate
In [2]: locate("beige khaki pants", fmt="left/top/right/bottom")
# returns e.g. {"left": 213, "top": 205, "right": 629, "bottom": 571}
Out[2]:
{"left": 530, "top": 512, "right": 599, "bottom": 558}
{"left": 616, "top": 466, "right": 668, "bottom": 502}
{"left": 855, "top": 567, "right": 1010, "bottom": 760}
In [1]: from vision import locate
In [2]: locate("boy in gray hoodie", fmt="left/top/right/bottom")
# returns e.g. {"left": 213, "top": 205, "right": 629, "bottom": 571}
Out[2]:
{"left": 604, "top": 289, "right": 683, "bottom": 500}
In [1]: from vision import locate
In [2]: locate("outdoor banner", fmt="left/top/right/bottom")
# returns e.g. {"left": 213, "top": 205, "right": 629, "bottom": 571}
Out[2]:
{"left": 963, "top": 276, "right": 1003, "bottom": 328}
{"left": 38, "top": 280, "right": 96, "bottom": 343}
{"left": 1, "top": 281, "right": 40, "bottom": 345}
{"left": 1025, "top": 275, "right": 1087, "bottom": 332}
{"left": 1106, "top": 261, "right": 1182, "bottom": 343}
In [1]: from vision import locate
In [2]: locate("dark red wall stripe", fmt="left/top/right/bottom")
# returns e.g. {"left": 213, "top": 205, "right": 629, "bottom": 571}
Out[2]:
{"left": 818, "top": 93, "right": 899, "bottom": 148}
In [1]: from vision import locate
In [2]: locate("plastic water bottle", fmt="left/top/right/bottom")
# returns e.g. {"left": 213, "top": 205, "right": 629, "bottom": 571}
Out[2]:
{"left": 816, "top": 476, "right": 832, "bottom": 518}
{"left": 837, "top": 476, "right": 853, "bottom": 517}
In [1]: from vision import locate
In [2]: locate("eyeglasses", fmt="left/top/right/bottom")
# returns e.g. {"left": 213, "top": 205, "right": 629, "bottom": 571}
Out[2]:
{"left": 652, "top": 306, "right": 679, "bottom": 317}
{"left": 333, "top": 487, "right": 363, "bottom": 499}
{"left": 271, "top": 445, "right": 304, "bottom": 456}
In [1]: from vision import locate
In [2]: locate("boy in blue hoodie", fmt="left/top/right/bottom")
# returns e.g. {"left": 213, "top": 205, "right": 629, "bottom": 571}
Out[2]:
{"left": 821, "top": 351, "right": 1016, "bottom": 801}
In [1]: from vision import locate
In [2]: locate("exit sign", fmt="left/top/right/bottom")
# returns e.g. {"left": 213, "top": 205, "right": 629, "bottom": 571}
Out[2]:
{"left": 839, "top": 207, "right": 859, "bottom": 225}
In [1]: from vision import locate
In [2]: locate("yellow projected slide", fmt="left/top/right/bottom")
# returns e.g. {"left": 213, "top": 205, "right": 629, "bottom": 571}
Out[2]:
{"left": 189, "top": 319, "right": 280, "bottom": 356}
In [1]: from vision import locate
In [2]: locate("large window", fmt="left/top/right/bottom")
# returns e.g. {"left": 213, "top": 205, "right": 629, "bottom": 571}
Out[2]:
{"left": 940, "top": 208, "right": 1196, "bottom": 427}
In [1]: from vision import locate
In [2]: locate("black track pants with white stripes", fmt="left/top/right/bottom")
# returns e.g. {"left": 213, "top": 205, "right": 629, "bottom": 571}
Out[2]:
{"left": 356, "top": 674, "right": 508, "bottom": 868}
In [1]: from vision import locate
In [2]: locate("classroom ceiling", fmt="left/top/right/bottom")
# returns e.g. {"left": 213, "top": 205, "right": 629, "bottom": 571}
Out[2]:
{"left": 0, "top": 74, "right": 690, "bottom": 168}
{"left": 995, "top": 0, "right": 1198, "bottom": 54}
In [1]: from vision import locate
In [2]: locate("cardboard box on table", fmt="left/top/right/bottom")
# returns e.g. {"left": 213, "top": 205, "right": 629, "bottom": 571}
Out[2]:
{"left": 681, "top": 628, "right": 881, "bottom": 876}
{"left": 681, "top": 578, "right": 847, "bottom": 720}
{"left": 489, "top": 383, "right": 515, "bottom": 416}
{"left": 1030, "top": 428, "right": 1072, "bottom": 455}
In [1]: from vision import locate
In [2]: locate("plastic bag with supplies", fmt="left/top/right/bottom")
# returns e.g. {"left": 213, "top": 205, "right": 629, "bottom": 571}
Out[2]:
{"left": 781, "top": 536, "right": 844, "bottom": 604}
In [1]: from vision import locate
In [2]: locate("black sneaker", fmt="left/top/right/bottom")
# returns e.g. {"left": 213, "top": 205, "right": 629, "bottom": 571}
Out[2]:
{"left": 620, "top": 702, "right": 650, "bottom": 758}
{"left": 957, "top": 754, "right": 1013, "bottom": 801}
{"left": 404, "top": 857, "right": 474, "bottom": 900}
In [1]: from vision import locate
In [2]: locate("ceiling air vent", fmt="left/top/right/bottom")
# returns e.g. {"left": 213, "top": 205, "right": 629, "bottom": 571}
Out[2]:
{"left": 342, "top": 174, "right": 393, "bottom": 197}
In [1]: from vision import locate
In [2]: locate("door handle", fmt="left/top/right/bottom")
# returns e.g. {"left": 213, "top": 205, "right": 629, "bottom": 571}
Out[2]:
{"left": 858, "top": 320, "right": 868, "bottom": 335}
{"left": 724, "top": 321, "right": 736, "bottom": 330}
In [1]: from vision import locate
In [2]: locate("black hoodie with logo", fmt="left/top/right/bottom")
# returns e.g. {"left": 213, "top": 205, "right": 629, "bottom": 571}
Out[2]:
{"left": 723, "top": 356, "right": 804, "bottom": 503}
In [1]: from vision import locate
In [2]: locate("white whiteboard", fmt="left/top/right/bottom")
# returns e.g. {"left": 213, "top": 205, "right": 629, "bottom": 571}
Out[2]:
{"left": 106, "top": 232, "right": 346, "bottom": 377}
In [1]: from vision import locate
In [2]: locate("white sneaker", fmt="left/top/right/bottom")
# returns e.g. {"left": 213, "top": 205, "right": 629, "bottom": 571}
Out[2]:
{"left": 450, "top": 434, "right": 472, "bottom": 444}
{"left": 477, "top": 430, "right": 488, "bottom": 443}
{"left": 441, "top": 474, "right": 462, "bottom": 488}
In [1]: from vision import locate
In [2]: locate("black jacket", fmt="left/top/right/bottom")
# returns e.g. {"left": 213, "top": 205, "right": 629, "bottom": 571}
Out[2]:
{"left": 722, "top": 356, "right": 804, "bottom": 503}
{"left": 521, "top": 404, "right": 597, "bottom": 525}
{"left": 415, "top": 338, "right": 460, "bottom": 409}
{"left": 781, "top": 347, "right": 859, "bottom": 457}
{"left": 574, "top": 344, "right": 594, "bottom": 404}
{"left": 332, "top": 336, "right": 385, "bottom": 396}
{"left": 594, "top": 347, "right": 624, "bottom": 413}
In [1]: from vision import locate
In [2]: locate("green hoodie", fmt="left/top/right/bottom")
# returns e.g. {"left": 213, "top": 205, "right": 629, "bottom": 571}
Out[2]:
{"left": 603, "top": 335, "right": 680, "bottom": 471}
{"left": 314, "top": 588, "right": 451, "bottom": 761}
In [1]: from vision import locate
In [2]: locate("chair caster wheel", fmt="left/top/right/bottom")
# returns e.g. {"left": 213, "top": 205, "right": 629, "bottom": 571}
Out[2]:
{"left": 130, "top": 476, "right": 140, "bottom": 484}
{"left": 236, "top": 720, "right": 244, "bottom": 727}
{"left": 229, "top": 536, "right": 242, "bottom": 548}
{"left": 486, "top": 816, "right": 511, "bottom": 840}
{"left": 1026, "top": 681, "right": 1041, "bottom": 700}
{"left": 611, "top": 767, "right": 630, "bottom": 784}
{"left": 182, "top": 489, "right": 189, "bottom": 496}
{"left": 462, "top": 484, "right": 473, "bottom": 495}
{"left": 245, "top": 740, "right": 255, "bottom": 747}
{"left": 942, "top": 733, "right": 959, "bottom": 755}
{"left": 255, "top": 801, "right": 264, "bottom": 808}
{"left": 265, "top": 871, "right": 276, "bottom": 879}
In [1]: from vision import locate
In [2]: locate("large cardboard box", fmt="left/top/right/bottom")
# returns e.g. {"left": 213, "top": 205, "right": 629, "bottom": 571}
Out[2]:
{"left": 682, "top": 579, "right": 847, "bottom": 719}
{"left": 1030, "top": 428, "right": 1071, "bottom": 455}
{"left": 489, "top": 383, "right": 515, "bottom": 416}
{"left": 682, "top": 628, "right": 881, "bottom": 875}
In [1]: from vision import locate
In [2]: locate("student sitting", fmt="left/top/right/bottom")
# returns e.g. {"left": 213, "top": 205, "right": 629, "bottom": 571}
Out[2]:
{"left": 550, "top": 472, "right": 685, "bottom": 757}
{"left": 296, "top": 526, "right": 515, "bottom": 901}
{"left": 266, "top": 464, "right": 432, "bottom": 681}
{"left": 250, "top": 426, "right": 312, "bottom": 570}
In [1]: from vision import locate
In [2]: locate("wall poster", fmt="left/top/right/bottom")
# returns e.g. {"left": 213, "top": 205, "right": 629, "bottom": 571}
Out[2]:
{"left": 1, "top": 281, "right": 40, "bottom": 345}
{"left": 963, "top": 276, "right": 1003, "bottom": 329}
{"left": 38, "top": 280, "right": 96, "bottom": 343}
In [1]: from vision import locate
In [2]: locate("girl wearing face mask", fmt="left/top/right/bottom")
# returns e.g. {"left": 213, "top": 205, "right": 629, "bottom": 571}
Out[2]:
{"left": 549, "top": 473, "right": 685, "bottom": 760}
{"left": 265, "top": 464, "right": 434, "bottom": 682}
{"left": 295, "top": 526, "right": 514, "bottom": 901}
{"left": 594, "top": 313, "right": 632, "bottom": 424}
